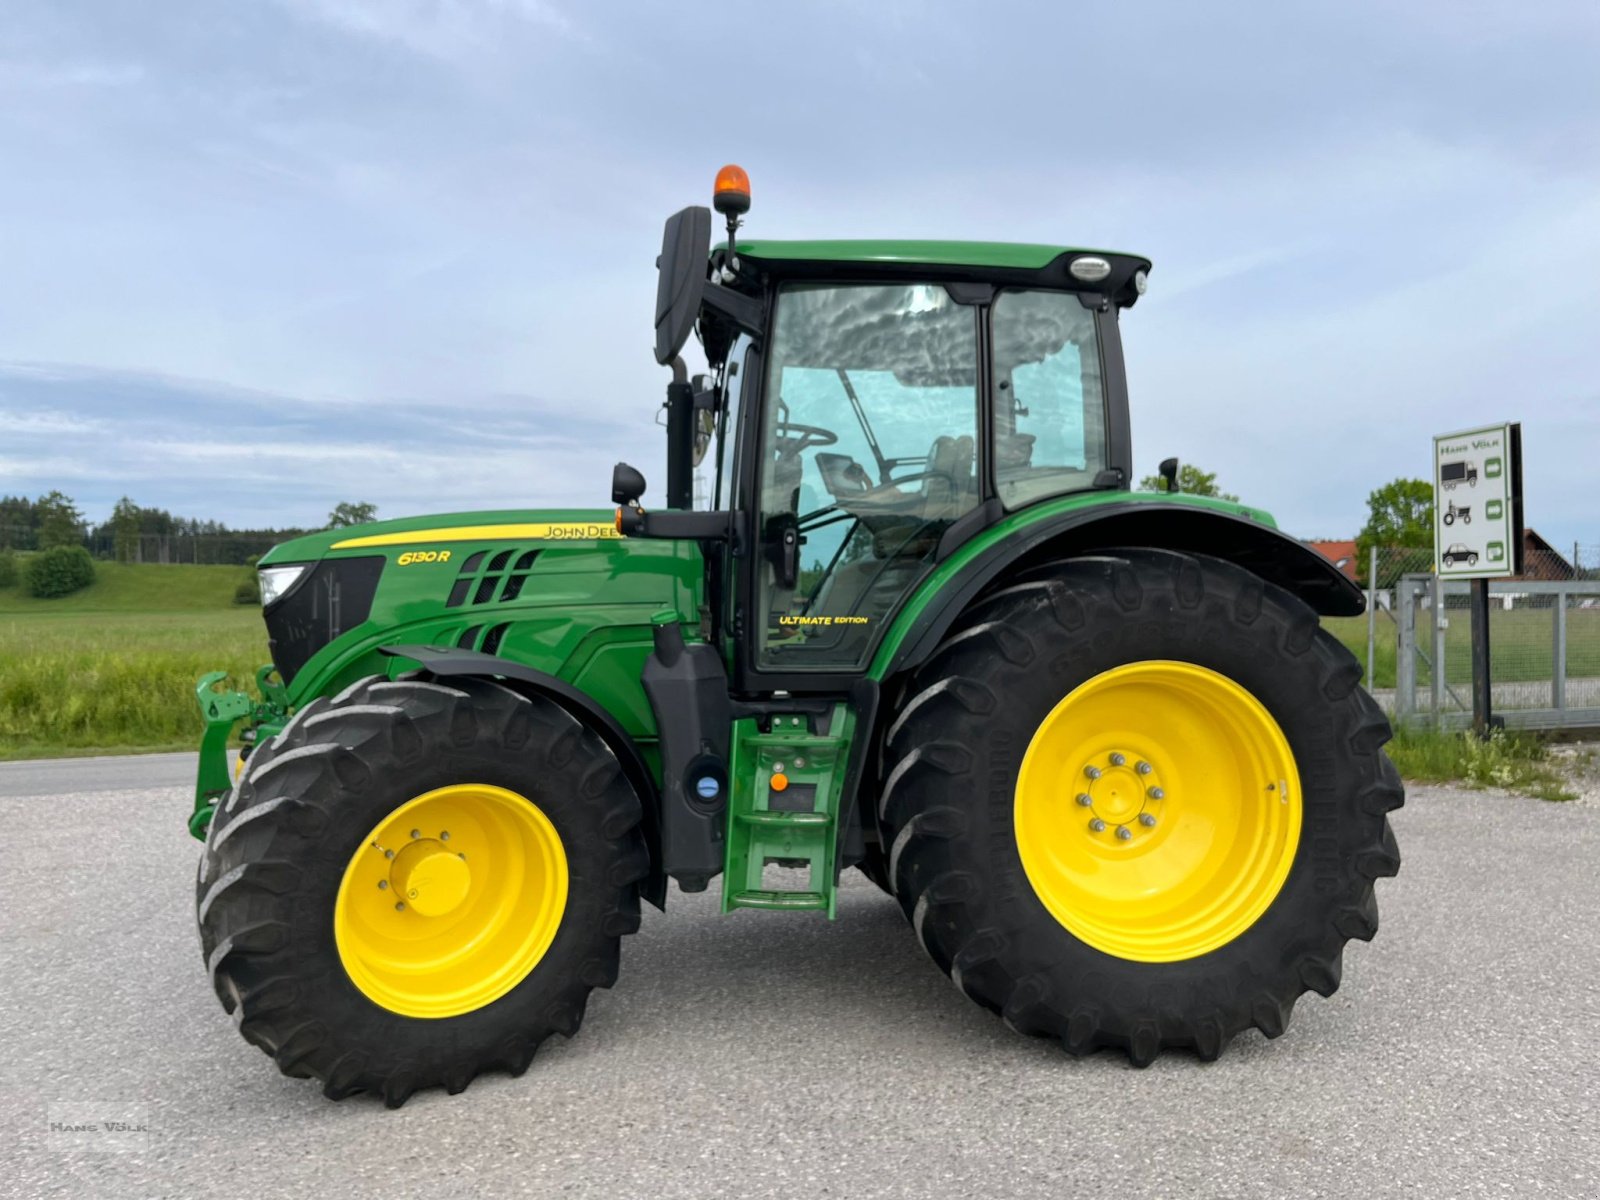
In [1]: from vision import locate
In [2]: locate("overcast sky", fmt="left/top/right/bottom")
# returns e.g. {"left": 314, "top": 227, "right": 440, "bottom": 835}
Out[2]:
{"left": 2, "top": 1, "right": 1597, "bottom": 550}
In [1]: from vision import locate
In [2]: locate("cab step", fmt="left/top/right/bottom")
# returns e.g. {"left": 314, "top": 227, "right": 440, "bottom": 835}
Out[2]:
{"left": 721, "top": 708, "right": 855, "bottom": 919}
{"left": 727, "top": 890, "right": 830, "bottom": 911}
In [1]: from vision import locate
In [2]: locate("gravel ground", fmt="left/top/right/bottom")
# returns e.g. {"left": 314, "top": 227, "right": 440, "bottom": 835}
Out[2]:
{"left": 1550, "top": 741, "right": 1600, "bottom": 806}
{"left": 1, "top": 753, "right": 1598, "bottom": 1199}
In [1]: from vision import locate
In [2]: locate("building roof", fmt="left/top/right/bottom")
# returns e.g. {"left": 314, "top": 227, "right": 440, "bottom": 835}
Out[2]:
{"left": 1306, "top": 539, "right": 1360, "bottom": 582}
{"left": 1519, "top": 528, "right": 1575, "bottom": 580}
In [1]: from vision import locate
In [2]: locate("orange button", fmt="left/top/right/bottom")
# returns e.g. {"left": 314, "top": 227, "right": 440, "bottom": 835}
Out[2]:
{"left": 770, "top": 773, "right": 789, "bottom": 792}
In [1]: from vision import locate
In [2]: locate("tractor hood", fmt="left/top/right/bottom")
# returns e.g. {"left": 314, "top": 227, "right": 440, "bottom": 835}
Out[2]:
{"left": 252, "top": 508, "right": 703, "bottom": 707}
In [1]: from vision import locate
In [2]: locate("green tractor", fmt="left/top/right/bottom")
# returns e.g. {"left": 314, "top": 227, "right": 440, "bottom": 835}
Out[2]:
{"left": 193, "top": 165, "right": 1402, "bottom": 1105}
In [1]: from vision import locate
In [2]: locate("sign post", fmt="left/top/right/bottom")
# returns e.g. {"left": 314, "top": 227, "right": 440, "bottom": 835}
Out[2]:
{"left": 1432, "top": 422, "right": 1523, "bottom": 736}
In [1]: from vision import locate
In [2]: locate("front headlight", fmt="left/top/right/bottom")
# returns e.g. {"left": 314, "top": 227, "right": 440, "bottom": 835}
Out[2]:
{"left": 259, "top": 564, "right": 310, "bottom": 607}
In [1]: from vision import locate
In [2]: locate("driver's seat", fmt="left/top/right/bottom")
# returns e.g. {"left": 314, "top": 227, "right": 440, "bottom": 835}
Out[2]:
{"left": 919, "top": 434, "right": 975, "bottom": 519}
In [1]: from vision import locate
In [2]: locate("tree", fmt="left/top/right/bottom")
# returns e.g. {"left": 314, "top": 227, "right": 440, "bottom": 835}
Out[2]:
{"left": 1137, "top": 463, "right": 1239, "bottom": 501}
{"left": 35, "top": 490, "right": 85, "bottom": 549}
{"left": 25, "top": 545, "right": 95, "bottom": 598}
{"left": 110, "top": 496, "right": 142, "bottom": 563}
{"left": 0, "top": 495, "right": 38, "bottom": 550}
{"left": 327, "top": 502, "right": 379, "bottom": 528}
{"left": 1355, "top": 478, "right": 1434, "bottom": 586}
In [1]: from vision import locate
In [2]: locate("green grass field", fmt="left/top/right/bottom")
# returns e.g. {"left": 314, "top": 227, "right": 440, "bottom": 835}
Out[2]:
{"left": 0, "top": 564, "right": 269, "bottom": 758}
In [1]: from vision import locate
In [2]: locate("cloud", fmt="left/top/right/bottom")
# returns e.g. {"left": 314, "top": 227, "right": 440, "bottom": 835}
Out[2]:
{"left": 0, "top": 361, "right": 659, "bottom": 527}
{"left": 0, "top": 409, "right": 105, "bottom": 435}
{"left": 271, "top": 0, "right": 580, "bottom": 60}
{"left": 0, "top": 60, "right": 144, "bottom": 89}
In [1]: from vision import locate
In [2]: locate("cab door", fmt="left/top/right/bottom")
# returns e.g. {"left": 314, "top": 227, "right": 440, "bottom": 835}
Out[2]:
{"left": 744, "top": 282, "right": 983, "bottom": 676}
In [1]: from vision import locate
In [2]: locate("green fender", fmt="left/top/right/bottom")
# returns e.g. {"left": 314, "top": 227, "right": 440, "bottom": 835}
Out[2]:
{"left": 870, "top": 497, "right": 1364, "bottom": 680}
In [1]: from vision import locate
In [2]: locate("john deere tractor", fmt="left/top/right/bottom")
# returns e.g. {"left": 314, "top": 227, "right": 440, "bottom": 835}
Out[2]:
{"left": 193, "top": 165, "right": 1402, "bottom": 1105}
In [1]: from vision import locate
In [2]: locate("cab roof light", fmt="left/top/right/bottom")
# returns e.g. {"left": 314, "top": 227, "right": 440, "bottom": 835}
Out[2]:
{"left": 713, "top": 164, "right": 750, "bottom": 216}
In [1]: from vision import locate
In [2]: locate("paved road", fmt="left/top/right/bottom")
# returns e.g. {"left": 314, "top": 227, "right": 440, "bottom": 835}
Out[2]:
{"left": 2, "top": 754, "right": 1597, "bottom": 1199}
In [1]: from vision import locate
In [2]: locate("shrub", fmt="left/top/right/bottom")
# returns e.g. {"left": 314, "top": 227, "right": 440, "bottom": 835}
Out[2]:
{"left": 25, "top": 545, "right": 96, "bottom": 599}
{"left": 0, "top": 549, "right": 17, "bottom": 589}
{"left": 234, "top": 576, "right": 261, "bottom": 605}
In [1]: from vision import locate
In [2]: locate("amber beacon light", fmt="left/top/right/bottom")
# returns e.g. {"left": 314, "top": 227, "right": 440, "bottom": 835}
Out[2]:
{"left": 713, "top": 164, "right": 751, "bottom": 215}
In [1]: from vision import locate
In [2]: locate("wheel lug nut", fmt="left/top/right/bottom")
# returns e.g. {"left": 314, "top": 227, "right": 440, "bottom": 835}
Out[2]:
{"left": 1115, "top": 825, "right": 1132, "bottom": 841}
{"left": 1136, "top": 761, "right": 1153, "bottom": 775}
{"left": 377, "top": 880, "right": 388, "bottom": 890}
{"left": 394, "top": 902, "right": 405, "bottom": 911}
{"left": 1148, "top": 786, "right": 1165, "bottom": 800}
{"left": 410, "top": 829, "right": 421, "bottom": 839}
{"left": 1075, "top": 793, "right": 1093, "bottom": 807}
{"left": 1084, "top": 765, "right": 1102, "bottom": 780}
{"left": 1109, "top": 752, "right": 1126, "bottom": 767}
{"left": 440, "top": 831, "right": 450, "bottom": 841}
{"left": 1139, "top": 813, "right": 1157, "bottom": 827}
{"left": 1088, "top": 818, "right": 1106, "bottom": 833}
{"left": 384, "top": 849, "right": 395, "bottom": 859}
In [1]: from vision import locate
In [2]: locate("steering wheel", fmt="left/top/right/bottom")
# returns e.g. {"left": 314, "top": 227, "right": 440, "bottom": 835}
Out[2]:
{"left": 774, "top": 420, "right": 838, "bottom": 455}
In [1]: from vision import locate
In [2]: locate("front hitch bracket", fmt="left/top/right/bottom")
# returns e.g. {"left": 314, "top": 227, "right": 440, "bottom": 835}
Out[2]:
{"left": 191, "top": 666, "right": 288, "bottom": 840}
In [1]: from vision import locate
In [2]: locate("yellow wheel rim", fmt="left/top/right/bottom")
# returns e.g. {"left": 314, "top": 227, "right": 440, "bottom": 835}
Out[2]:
{"left": 1014, "top": 660, "right": 1301, "bottom": 963}
{"left": 334, "top": 784, "right": 568, "bottom": 1018}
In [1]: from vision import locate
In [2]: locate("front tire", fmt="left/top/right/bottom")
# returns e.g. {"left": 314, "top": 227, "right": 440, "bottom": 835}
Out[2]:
{"left": 879, "top": 549, "right": 1402, "bottom": 1065}
{"left": 197, "top": 675, "right": 648, "bottom": 1105}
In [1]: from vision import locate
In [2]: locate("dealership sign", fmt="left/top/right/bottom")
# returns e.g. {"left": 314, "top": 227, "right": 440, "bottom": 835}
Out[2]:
{"left": 1432, "top": 422, "right": 1523, "bottom": 578}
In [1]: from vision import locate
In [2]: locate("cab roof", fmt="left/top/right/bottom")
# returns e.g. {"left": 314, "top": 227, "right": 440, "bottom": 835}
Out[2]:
{"left": 733, "top": 239, "right": 1138, "bottom": 270}
{"left": 726, "top": 240, "right": 1152, "bottom": 307}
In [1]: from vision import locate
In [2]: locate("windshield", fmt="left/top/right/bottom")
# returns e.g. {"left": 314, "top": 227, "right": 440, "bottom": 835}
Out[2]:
{"left": 755, "top": 283, "right": 980, "bottom": 669}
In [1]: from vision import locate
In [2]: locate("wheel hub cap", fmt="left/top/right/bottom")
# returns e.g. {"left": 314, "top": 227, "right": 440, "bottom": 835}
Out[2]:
{"left": 1080, "top": 754, "right": 1158, "bottom": 828}
{"left": 390, "top": 839, "right": 472, "bottom": 917}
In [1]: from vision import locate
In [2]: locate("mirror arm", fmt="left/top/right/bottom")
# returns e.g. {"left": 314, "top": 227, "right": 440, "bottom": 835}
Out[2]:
{"left": 619, "top": 509, "right": 736, "bottom": 543}
{"left": 664, "top": 366, "right": 695, "bottom": 510}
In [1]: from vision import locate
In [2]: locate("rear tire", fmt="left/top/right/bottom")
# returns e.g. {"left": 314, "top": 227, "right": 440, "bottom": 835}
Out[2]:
{"left": 197, "top": 674, "right": 647, "bottom": 1106}
{"left": 855, "top": 840, "right": 895, "bottom": 895}
{"left": 878, "top": 549, "right": 1402, "bottom": 1065}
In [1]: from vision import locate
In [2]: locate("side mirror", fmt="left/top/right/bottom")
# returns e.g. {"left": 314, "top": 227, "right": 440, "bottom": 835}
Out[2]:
{"left": 612, "top": 462, "right": 647, "bottom": 506}
{"left": 654, "top": 206, "right": 712, "bottom": 366}
{"left": 1158, "top": 457, "right": 1180, "bottom": 493}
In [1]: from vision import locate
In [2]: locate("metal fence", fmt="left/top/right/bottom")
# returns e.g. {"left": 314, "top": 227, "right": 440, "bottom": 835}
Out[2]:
{"left": 1325, "top": 545, "right": 1600, "bottom": 732}
{"left": 1379, "top": 549, "right": 1600, "bottom": 732}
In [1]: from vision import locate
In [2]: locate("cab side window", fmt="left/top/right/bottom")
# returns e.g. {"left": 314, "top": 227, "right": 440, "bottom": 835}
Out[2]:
{"left": 991, "top": 290, "right": 1108, "bottom": 509}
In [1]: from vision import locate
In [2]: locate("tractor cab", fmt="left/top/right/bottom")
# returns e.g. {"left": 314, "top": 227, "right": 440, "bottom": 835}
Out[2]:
{"left": 617, "top": 166, "right": 1150, "bottom": 682}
